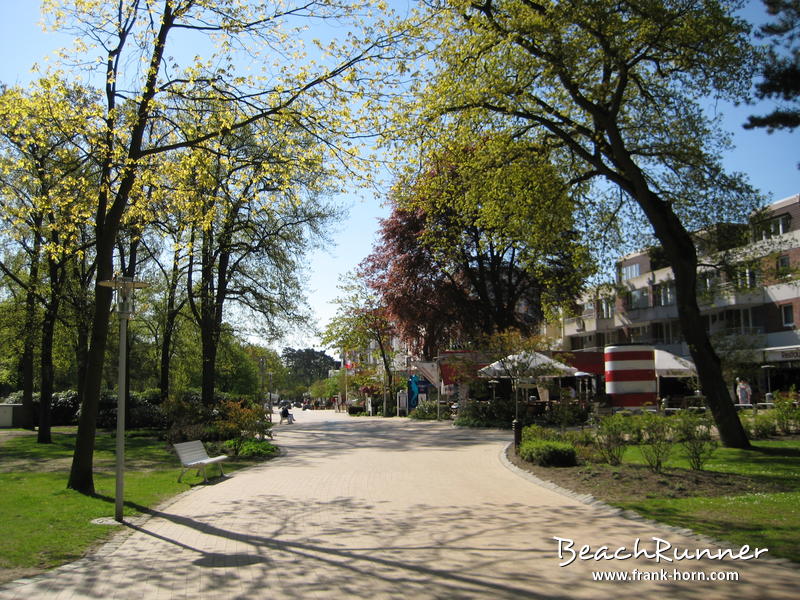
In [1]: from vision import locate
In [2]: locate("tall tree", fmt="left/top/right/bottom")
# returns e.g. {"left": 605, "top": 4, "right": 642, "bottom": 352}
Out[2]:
{"left": 0, "top": 78, "right": 98, "bottom": 439}
{"left": 400, "top": 0, "right": 759, "bottom": 448}
{"left": 281, "top": 347, "right": 338, "bottom": 389}
{"left": 322, "top": 275, "right": 397, "bottom": 408}
{"left": 364, "top": 136, "right": 590, "bottom": 358}
{"left": 182, "top": 124, "right": 339, "bottom": 406}
{"left": 36, "top": 0, "right": 396, "bottom": 494}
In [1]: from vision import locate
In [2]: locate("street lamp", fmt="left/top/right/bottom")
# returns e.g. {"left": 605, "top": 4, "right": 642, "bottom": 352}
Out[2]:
{"left": 98, "top": 275, "right": 148, "bottom": 523}
{"left": 761, "top": 364, "right": 776, "bottom": 396}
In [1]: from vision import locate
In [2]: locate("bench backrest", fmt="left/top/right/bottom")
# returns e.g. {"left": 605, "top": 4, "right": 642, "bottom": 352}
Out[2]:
{"left": 174, "top": 440, "right": 210, "bottom": 464}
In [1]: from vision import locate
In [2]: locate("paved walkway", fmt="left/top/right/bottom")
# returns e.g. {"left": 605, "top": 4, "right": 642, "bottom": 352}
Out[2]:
{"left": 1, "top": 410, "right": 798, "bottom": 599}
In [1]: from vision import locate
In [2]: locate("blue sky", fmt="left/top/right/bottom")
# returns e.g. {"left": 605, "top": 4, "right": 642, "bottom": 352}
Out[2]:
{"left": 0, "top": 1, "right": 797, "bottom": 354}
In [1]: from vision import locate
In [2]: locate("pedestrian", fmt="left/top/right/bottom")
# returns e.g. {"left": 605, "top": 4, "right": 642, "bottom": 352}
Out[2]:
{"left": 736, "top": 378, "right": 752, "bottom": 405}
{"left": 280, "top": 404, "right": 294, "bottom": 424}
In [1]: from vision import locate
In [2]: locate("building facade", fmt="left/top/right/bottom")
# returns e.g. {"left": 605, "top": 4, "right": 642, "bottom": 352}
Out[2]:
{"left": 549, "top": 193, "right": 800, "bottom": 400}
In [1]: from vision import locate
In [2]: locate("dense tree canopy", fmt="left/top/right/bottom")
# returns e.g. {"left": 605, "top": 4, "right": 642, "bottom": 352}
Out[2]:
{"left": 364, "top": 136, "right": 591, "bottom": 359}
{"left": 395, "top": 0, "right": 760, "bottom": 447}
{"left": 0, "top": 0, "right": 402, "bottom": 494}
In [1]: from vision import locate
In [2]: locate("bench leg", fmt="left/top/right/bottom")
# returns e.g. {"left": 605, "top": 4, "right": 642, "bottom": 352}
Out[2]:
{"left": 178, "top": 467, "right": 188, "bottom": 483}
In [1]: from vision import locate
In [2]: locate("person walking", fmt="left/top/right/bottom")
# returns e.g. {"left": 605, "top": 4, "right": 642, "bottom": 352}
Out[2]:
{"left": 736, "top": 378, "right": 752, "bottom": 405}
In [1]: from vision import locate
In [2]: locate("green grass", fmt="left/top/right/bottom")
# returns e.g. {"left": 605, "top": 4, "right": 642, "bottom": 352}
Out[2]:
{"left": 616, "top": 440, "right": 800, "bottom": 563}
{"left": 0, "top": 429, "right": 267, "bottom": 574}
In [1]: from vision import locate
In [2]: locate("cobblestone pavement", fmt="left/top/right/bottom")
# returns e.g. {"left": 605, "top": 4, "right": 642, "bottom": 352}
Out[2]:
{"left": 1, "top": 410, "right": 798, "bottom": 599}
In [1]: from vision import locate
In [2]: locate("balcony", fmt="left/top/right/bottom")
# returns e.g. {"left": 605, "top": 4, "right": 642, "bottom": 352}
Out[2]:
{"left": 566, "top": 316, "right": 617, "bottom": 336}
{"left": 698, "top": 282, "right": 766, "bottom": 308}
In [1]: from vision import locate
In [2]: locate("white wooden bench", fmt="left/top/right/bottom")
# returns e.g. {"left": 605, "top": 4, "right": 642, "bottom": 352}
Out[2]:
{"left": 173, "top": 441, "right": 228, "bottom": 483}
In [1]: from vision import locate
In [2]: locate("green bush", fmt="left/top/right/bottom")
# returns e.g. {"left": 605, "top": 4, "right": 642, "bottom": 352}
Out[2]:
{"left": 409, "top": 401, "right": 448, "bottom": 420}
{"left": 224, "top": 438, "right": 278, "bottom": 458}
{"left": 539, "top": 402, "right": 590, "bottom": 428}
{"left": 673, "top": 411, "right": 717, "bottom": 471}
{"left": 454, "top": 398, "right": 515, "bottom": 428}
{"left": 773, "top": 391, "right": 799, "bottom": 434}
{"left": 594, "top": 413, "right": 629, "bottom": 465}
{"left": 518, "top": 440, "right": 578, "bottom": 467}
{"left": 636, "top": 412, "right": 673, "bottom": 473}
{"left": 521, "top": 424, "right": 560, "bottom": 443}
{"left": 750, "top": 412, "right": 778, "bottom": 439}
{"left": 50, "top": 390, "right": 80, "bottom": 425}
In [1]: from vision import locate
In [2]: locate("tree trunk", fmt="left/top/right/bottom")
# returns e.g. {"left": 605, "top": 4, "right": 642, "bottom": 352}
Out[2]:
{"left": 159, "top": 253, "right": 183, "bottom": 404}
{"left": 37, "top": 291, "right": 60, "bottom": 444}
{"left": 68, "top": 258, "right": 114, "bottom": 494}
{"left": 19, "top": 218, "right": 43, "bottom": 430}
{"left": 201, "top": 329, "right": 218, "bottom": 407}
{"left": 614, "top": 153, "right": 750, "bottom": 448}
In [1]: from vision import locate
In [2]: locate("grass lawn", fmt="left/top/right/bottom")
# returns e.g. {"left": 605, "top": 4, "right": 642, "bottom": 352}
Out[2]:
{"left": 0, "top": 428, "right": 275, "bottom": 583}
{"left": 509, "top": 438, "right": 800, "bottom": 563}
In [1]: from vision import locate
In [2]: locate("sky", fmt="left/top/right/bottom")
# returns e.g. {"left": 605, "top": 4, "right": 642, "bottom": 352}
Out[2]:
{"left": 0, "top": 1, "right": 797, "bottom": 355}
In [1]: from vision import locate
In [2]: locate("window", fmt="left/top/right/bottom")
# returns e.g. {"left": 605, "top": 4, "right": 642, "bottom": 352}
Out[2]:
{"left": 599, "top": 297, "right": 615, "bottom": 319}
{"left": 620, "top": 263, "right": 640, "bottom": 281}
{"left": 626, "top": 288, "right": 649, "bottom": 309}
{"left": 755, "top": 214, "right": 791, "bottom": 240}
{"left": 653, "top": 281, "right": 676, "bottom": 307}
{"left": 777, "top": 255, "right": 791, "bottom": 278}
{"left": 698, "top": 271, "right": 718, "bottom": 291}
{"left": 782, "top": 304, "right": 794, "bottom": 327}
{"left": 736, "top": 267, "right": 759, "bottom": 289}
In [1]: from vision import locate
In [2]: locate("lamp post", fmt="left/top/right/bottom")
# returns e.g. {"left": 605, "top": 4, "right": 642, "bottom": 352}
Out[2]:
{"left": 267, "top": 370, "right": 273, "bottom": 410}
{"left": 99, "top": 275, "right": 148, "bottom": 523}
{"left": 761, "top": 364, "right": 776, "bottom": 399}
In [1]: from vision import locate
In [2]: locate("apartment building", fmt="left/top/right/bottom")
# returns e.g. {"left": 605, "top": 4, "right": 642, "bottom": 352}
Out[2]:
{"left": 551, "top": 193, "right": 800, "bottom": 398}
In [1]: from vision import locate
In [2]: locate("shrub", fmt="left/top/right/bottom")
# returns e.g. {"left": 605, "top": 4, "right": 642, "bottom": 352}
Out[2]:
{"left": 224, "top": 438, "right": 278, "bottom": 458}
{"left": 51, "top": 390, "right": 80, "bottom": 425}
{"left": 162, "top": 390, "right": 210, "bottom": 442}
{"left": 594, "top": 413, "right": 629, "bottom": 465}
{"left": 213, "top": 399, "right": 273, "bottom": 455}
{"left": 1, "top": 391, "right": 24, "bottom": 404}
{"left": 519, "top": 440, "right": 578, "bottom": 467}
{"left": 750, "top": 412, "right": 778, "bottom": 439}
{"left": 454, "top": 397, "right": 515, "bottom": 428}
{"left": 539, "top": 402, "right": 590, "bottom": 428}
{"left": 673, "top": 411, "right": 717, "bottom": 471}
{"left": 521, "top": 424, "right": 560, "bottom": 443}
{"left": 128, "top": 391, "right": 168, "bottom": 429}
{"left": 773, "top": 391, "right": 799, "bottom": 434}
{"left": 409, "top": 401, "right": 446, "bottom": 420}
{"left": 637, "top": 412, "right": 673, "bottom": 473}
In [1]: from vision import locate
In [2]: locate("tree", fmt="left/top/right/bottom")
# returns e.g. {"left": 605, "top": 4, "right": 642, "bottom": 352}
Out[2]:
{"left": 0, "top": 78, "right": 99, "bottom": 440}
{"left": 281, "top": 347, "right": 338, "bottom": 389}
{"left": 182, "top": 124, "right": 339, "bottom": 406}
{"left": 362, "top": 203, "right": 471, "bottom": 360}
{"left": 35, "top": 0, "right": 396, "bottom": 494}
{"left": 400, "top": 0, "right": 759, "bottom": 448}
{"left": 321, "top": 275, "right": 397, "bottom": 412}
{"left": 364, "top": 136, "right": 591, "bottom": 358}
{"left": 745, "top": 0, "right": 800, "bottom": 133}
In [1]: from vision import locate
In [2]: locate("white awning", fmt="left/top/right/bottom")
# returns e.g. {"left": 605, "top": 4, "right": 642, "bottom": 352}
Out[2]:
{"left": 762, "top": 345, "right": 800, "bottom": 362}
{"left": 411, "top": 361, "right": 441, "bottom": 387}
